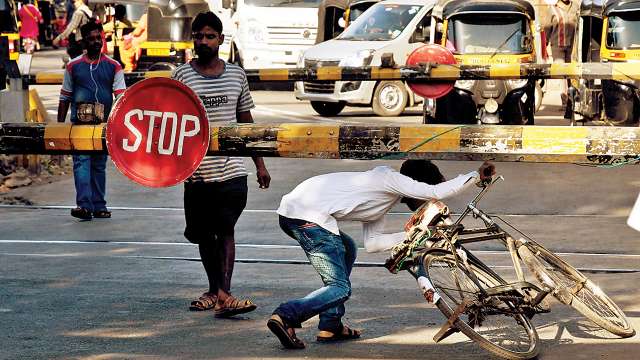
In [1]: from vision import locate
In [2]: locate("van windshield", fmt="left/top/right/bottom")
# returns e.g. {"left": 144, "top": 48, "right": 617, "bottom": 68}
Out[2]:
{"left": 447, "top": 14, "right": 532, "bottom": 54}
{"left": 338, "top": 4, "right": 422, "bottom": 41}
{"left": 606, "top": 12, "right": 640, "bottom": 49}
{"left": 245, "top": 0, "right": 321, "bottom": 8}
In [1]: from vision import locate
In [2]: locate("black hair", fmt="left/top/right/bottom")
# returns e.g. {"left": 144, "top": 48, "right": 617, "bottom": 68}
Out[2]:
{"left": 400, "top": 160, "right": 446, "bottom": 185}
{"left": 114, "top": 4, "right": 127, "bottom": 19}
{"left": 80, "top": 20, "right": 103, "bottom": 39}
{"left": 191, "top": 11, "right": 223, "bottom": 34}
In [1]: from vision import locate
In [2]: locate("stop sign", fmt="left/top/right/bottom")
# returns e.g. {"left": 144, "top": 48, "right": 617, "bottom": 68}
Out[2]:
{"left": 406, "top": 44, "right": 456, "bottom": 99}
{"left": 106, "top": 78, "right": 209, "bottom": 188}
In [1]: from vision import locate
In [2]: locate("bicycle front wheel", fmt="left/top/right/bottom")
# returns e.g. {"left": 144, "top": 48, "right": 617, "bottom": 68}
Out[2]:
{"left": 522, "top": 241, "right": 635, "bottom": 338}
{"left": 422, "top": 250, "right": 539, "bottom": 360}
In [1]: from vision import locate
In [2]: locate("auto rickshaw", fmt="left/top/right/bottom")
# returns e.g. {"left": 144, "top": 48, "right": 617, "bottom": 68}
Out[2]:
{"left": 136, "top": 0, "right": 209, "bottom": 72}
{"left": 344, "top": 0, "right": 380, "bottom": 27}
{"left": 568, "top": 0, "right": 604, "bottom": 124}
{"left": 431, "top": 0, "right": 538, "bottom": 125}
{"left": 316, "top": 0, "right": 348, "bottom": 44}
{"left": 599, "top": 0, "right": 640, "bottom": 126}
{"left": 0, "top": 0, "right": 20, "bottom": 61}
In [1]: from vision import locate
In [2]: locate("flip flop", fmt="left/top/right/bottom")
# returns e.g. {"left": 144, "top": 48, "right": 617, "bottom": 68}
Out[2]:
{"left": 189, "top": 292, "right": 217, "bottom": 311}
{"left": 71, "top": 207, "right": 92, "bottom": 220}
{"left": 316, "top": 324, "right": 361, "bottom": 342}
{"left": 214, "top": 296, "right": 257, "bottom": 318}
{"left": 267, "top": 315, "right": 305, "bottom": 349}
{"left": 93, "top": 209, "right": 112, "bottom": 218}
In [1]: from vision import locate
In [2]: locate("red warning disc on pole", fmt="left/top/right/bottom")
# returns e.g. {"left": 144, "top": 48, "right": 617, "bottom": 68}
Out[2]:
{"left": 106, "top": 78, "right": 209, "bottom": 188}
{"left": 406, "top": 44, "right": 456, "bottom": 99}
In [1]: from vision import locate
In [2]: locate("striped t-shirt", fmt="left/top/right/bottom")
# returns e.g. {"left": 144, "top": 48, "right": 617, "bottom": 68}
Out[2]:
{"left": 172, "top": 61, "right": 254, "bottom": 183}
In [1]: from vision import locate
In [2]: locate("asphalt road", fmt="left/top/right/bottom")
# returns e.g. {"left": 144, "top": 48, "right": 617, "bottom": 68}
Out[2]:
{"left": 0, "top": 50, "right": 638, "bottom": 360}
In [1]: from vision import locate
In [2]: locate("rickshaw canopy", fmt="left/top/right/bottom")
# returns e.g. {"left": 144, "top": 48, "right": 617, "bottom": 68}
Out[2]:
{"left": 441, "top": 0, "right": 536, "bottom": 20}
{"left": 604, "top": 0, "right": 640, "bottom": 15}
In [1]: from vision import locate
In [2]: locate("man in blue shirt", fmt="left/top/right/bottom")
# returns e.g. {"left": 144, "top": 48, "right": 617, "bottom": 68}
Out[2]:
{"left": 57, "top": 20, "right": 126, "bottom": 220}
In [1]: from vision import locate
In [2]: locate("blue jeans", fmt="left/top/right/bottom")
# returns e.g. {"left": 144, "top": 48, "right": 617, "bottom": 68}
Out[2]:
{"left": 274, "top": 215, "right": 357, "bottom": 332}
{"left": 72, "top": 154, "right": 108, "bottom": 211}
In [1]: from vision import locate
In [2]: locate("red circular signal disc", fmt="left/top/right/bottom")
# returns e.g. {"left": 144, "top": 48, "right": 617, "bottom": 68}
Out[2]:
{"left": 406, "top": 44, "right": 456, "bottom": 99}
{"left": 106, "top": 78, "right": 210, "bottom": 188}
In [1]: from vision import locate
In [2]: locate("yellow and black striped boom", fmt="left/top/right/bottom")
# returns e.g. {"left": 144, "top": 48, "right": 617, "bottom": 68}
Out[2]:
{"left": 1, "top": 123, "right": 638, "bottom": 166}
{"left": 27, "top": 63, "right": 640, "bottom": 86}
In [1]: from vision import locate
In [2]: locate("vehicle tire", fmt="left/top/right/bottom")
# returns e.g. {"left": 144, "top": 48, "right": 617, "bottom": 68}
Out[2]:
{"left": 422, "top": 250, "right": 540, "bottom": 360}
{"left": 520, "top": 241, "right": 635, "bottom": 338}
{"left": 310, "top": 101, "right": 346, "bottom": 117}
{"left": 372, "top": 81, "right": 408, "bottom": 117}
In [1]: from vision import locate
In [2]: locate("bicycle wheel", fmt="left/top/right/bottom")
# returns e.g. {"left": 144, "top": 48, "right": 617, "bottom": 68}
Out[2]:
{"left": 521, "top": 241, "right": 635, "bottom": 338}
{"left": 422, "top": 250, "right": 539, "bottom": 360}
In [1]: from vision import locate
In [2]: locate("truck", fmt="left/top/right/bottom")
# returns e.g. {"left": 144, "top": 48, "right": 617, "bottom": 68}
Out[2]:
{"left": 218, "top": 0, "right": 321, "bottom": 69}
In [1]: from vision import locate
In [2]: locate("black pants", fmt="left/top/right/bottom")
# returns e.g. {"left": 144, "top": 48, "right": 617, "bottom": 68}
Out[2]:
{"left": 183, "top": 176, "right": 248, "bottom": 244}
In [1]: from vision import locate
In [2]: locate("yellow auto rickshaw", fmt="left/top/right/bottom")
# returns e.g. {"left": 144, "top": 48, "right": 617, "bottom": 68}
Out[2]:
{"left": 568, "top": 0, "right": 604, "bottom": 124}
{"left": 136, "top": 0, "right": 209, "bottom": 71}
{"left": 432, "top": 0, "right": 538, "bottom": 125}
{"left": 600, "top": 0, "right": 640, "bottom": 126}
{"left": 1, "top": 0, "right": 20, "bottom": 61}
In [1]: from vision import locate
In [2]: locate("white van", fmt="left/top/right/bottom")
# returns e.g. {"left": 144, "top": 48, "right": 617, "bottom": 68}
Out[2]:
{"left": 295, "top": 0, "right": 436, "bottom": 116}
{"left": 212, "top": 0, "right": 320, "bottom": 69}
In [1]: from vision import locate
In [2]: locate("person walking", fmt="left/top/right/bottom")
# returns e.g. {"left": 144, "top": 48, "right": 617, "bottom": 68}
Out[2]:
{"left": 18, "top": 0, "right": 43, "bottom": 54}
{"left": 171, "top": 11, "right": 271, "bottom": 318}
{"left": 53, "top": 0, "right": 92, "bottom": 61}
{"left": 268, "top": 160, "right": 495, "bottom": 349}
{"left": 57, "top": 20, "right": 126, "bottom": 220}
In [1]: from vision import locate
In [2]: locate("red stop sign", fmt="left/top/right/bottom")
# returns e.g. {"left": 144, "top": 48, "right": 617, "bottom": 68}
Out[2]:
{"left": 406, "top": 44, "right": 456, "bottom": 99}
{"left": 106, "top": 78, "right": 209, "bottom": 188}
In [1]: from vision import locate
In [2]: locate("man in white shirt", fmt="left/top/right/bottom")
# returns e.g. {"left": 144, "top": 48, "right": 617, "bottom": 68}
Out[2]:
{"left": 267, "top": 160, "right": 495, "bottom": 349}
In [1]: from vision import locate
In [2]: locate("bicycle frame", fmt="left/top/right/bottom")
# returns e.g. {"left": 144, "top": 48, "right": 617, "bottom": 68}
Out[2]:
{"left": 407, "top": 176, "right": 552, "bottom": 319}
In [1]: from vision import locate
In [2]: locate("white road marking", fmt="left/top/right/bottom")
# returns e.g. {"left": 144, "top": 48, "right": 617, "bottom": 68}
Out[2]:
{"left": 0, "top": 239, "right": 638, "bottom": 258}
{"left": 1, "top": 252, "right": 637, "bottom": 273}
{"left": 0, "top": 204, "right": 627, "bottom": 218}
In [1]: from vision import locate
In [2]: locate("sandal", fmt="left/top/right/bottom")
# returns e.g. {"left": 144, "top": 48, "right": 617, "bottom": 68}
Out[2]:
{"left": 316, "top": 324, "right": 361, "bottom": 342}
{"left": 214, "top": 295, "right": 257, "bottom": 318}
{"left": 189, "top": 292, "right": 218, "bottom": 311}
{"left": 71, "top": 207, "right": 92, "bottom": 220}
{"left": 267, "top": 314, "right": 306, "bottom": 349}
{"left": 93, "top": 210, "right": 111, "bottom": 218}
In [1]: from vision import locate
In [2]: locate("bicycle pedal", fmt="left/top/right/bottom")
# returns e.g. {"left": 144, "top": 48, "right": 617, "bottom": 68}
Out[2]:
{"left": 433, "top": 322, "right": 459, "bottom": 343}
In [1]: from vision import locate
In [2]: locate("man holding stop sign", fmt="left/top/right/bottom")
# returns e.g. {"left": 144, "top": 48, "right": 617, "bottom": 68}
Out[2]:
{"left": 171, "top": 11, "right": 271, "bottom": 317}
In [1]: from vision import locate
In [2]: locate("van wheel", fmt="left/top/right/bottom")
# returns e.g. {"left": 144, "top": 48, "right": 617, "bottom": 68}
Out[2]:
{"left": 372, "top": 81, "right": 407, "bottom": 116}
{"left": 310, "top": 101, "right": 346, "bottom": 116}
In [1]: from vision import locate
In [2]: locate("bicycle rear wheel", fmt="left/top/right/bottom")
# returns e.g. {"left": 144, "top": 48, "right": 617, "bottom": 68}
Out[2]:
{"left": 422, "top": 250, "right": 539, "bottom": 360}
{"left": 522, "top": 241, "right": 635, "bottom": 338}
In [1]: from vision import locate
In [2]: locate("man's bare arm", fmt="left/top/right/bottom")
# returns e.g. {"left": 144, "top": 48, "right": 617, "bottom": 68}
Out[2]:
{"left": 57, "top": 101, "right": 70, "bottom": 123}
